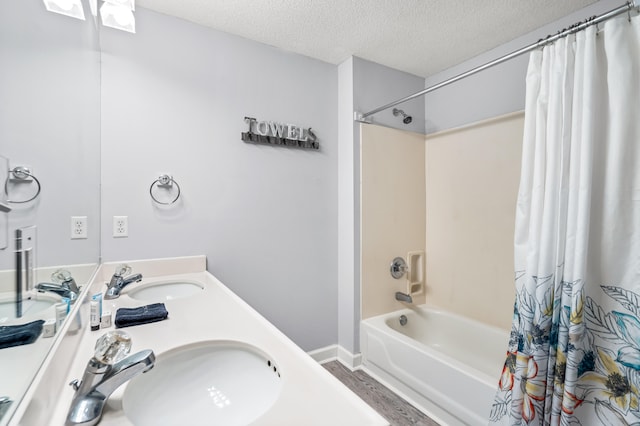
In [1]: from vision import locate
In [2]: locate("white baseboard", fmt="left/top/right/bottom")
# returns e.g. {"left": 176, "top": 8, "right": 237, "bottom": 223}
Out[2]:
{"left": 307, "top": 344, "right": 338, "bottom": 363}
{"left": 337, "top": 346, "right": 362, "bottom": 370}
{"left": 307, "top": 344, "right": 362, "bottom": 370}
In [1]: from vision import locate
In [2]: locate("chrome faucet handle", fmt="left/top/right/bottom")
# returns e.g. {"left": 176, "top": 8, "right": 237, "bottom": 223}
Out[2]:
{"left": 94, "top": 331, "right": 133, "bottom": 365}
{"left": 66, "top": 331, "right": 154, "bottom": 426}
{"left": 51, "top": 269, "right": 80, "bottom": 293}
{"left": 390, "top": 257, "right": 408, "bottom": 279}
{"left": 113, "top": 264, "right": 132, "bottom": 278}
{"left": 51, "top": 268, "right": 72, "bottom": 283}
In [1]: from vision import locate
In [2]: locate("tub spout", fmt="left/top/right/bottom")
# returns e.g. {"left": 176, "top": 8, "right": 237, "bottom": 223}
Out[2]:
{"left": 395, "top": 292, "right": 413, "bottom": 303}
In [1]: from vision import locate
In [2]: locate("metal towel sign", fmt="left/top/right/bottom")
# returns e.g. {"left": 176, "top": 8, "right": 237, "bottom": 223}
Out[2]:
{"left": 242, "top": 117, "right": 319, "bottom": 150}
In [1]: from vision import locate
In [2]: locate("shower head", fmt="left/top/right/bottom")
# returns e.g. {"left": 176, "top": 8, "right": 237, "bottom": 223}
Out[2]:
{"left": 392, "top": 108, "right": 412, "bottom": 124}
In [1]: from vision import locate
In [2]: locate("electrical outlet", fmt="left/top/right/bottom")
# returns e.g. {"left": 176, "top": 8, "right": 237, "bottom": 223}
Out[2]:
{"left": 71, "top": 216, "right": 88, "bottom": 239}
{"left": 113, "top": 216, "right": 128, "bottom": 238}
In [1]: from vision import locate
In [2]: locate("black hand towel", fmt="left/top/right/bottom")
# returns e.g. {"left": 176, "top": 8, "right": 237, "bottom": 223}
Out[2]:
{"left": 115, "top": 303, "right": 168, "bottom": 328}
{"left": 0, "top": 319, "right": 44, "bottom": 350}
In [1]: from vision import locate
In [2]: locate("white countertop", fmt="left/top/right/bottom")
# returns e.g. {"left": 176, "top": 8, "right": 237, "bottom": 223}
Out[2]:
{"left": 39, "top": 259, "right": 387, "bottom": 425}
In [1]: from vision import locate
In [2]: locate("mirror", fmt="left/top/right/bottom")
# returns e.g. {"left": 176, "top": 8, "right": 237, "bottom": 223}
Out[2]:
{"left": 0, "top": 0, "right": 101, "bottom": 422}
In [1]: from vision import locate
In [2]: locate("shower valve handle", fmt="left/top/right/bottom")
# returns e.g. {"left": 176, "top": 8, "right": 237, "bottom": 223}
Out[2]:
{"left": 390, "top": 257, "right": 408, "bottom": 279}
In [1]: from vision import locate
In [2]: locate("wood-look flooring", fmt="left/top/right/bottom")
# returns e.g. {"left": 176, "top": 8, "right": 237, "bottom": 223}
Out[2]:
{"left": 322, "top": 361, "right": 440, "bottom": 426}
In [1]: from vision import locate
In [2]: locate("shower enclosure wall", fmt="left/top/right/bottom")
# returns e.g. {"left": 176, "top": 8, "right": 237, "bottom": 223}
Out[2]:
{"left": 359, "top": 112, "right": 524, "bottom": 424}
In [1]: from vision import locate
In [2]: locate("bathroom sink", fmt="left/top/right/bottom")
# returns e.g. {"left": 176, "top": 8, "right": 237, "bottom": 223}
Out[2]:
{"left": 0, "top": 293, "right": 60, "bottom": 324}
{"left": 122, "top": 341, "right": 282, "bottom": 426}
{"left": 125, "top": 280, "right": 204, "bottom": 301}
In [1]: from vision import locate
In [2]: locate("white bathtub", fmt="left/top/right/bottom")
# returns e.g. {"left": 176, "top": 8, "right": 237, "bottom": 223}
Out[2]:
{"left": 361, "top": 306, "right": 510, "bottom": 425}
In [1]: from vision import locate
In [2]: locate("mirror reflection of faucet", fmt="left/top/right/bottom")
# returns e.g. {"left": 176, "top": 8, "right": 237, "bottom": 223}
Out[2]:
{"left": 104, "top": 264, "right": 143, "bottom": 300}
{"left": 51, "top": 269, "right": 80, "bottom": 294}
{"left": 0, "top": 396, "right": 13, "bottom": 420}
{"left": 35, "top": 269, "right": 80, "bottom": 303}
{"left": 35, "top": 283, "right": 77, "bottom": 303}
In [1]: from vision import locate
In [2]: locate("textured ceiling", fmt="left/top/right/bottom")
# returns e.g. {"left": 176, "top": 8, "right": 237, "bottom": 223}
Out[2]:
{"left": 136, "top": 0, "right": 598, "bottom": 78}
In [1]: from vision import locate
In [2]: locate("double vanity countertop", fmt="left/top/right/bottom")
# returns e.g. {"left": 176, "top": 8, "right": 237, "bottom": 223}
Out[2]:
{"left": 15, "top": 256, "right": 387, "bottom": 425}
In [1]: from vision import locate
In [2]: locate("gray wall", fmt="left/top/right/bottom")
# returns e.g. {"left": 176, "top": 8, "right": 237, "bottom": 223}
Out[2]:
{"left": 338, "top": 56, "right": 425, "bottom": 354}
{"left": 424, "top": 0, "right": 622, "bottom": 132}
{"left": 100, "top": 8, "right": 338, "bottom": 351}
{"left": 337, "top": 58, "right": 356, "bottom": 355}
{"left": 354, "top": 57, "right": 426, "bottom": 134}
{"left": 0, "top": 0, "right": 101, "bottom": 269}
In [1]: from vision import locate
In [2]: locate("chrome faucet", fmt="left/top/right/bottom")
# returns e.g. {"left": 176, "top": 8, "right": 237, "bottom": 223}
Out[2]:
{"left": 395, "top": 291, "right": 413, "bottom": 303}
{"left": 35, "top": 282, "right": 78, "bottom": 303}
{"left": 66, "top": 331, "right": 155, "bottom": 426}
{"left": 52, "top": 269, "right": 80, "bottom": 294}
{"left": 104, "top": 264, "right": 142, "bottom": 299}
{"left": 35, "top": 269, "right": 80, "bottom": 302}
{"left": 0, "top": 396, "right": 13, "bottom": 421}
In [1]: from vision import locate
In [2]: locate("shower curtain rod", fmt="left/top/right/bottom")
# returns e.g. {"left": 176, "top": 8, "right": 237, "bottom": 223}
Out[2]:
{"left": 355, "top": 0, "right": 639, "bottom": 122}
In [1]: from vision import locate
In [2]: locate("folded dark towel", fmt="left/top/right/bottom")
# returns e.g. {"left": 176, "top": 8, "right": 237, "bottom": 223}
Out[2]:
{"left": 115, "top": 303, "right": 168, "bottom": 328}
{"left": 0, "top": 320, "right": 44, "bottom": 350}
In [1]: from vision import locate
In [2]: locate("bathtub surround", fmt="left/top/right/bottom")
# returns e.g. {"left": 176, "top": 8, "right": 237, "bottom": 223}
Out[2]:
{"left": 360, "top": 124, "right": 426, "bottom": 319}
{"left": 491, "top": 13, "right": 640, "bottom": 425}
{"left": 358, "top": 111, "right": 521, "bottom": 329}
{"left": 425, "top": 113, "right": 523, "bottom": 330}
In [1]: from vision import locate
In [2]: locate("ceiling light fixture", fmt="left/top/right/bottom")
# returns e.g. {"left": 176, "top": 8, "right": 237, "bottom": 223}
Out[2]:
{"left": 100, "top": 0, "right": 136, "bottom": 33}
{"left": 42, "top": 0, "right": 85, "bottom": 20}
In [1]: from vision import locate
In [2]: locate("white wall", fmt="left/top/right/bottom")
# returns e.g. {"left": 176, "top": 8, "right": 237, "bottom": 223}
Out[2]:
{"left": 424, "top": 0, "right": 622, "bottom": 132}
{"left": 0, "top": 0, "right": 101, "bottom": 269}
{"left": 100, "top": 8, "right": 338, "bottom": 351}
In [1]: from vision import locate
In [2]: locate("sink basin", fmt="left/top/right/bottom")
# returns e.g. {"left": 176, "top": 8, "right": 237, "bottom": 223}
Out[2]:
{"left": 123, "top": 341, "right": 282, "bottom": 426}
{"left": 0, "top": 293, "right": 60, "bottom": 324}
{"left": 125, "top": 280, "right": 204, "bottom": 301}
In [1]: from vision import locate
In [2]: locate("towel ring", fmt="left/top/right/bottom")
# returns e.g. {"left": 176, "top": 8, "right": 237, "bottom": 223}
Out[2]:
{"left": 5, "top": 166, "right": 41, "bottom": 204}
{"left": 149, "top": 174, "right": 181, "bottom": 205}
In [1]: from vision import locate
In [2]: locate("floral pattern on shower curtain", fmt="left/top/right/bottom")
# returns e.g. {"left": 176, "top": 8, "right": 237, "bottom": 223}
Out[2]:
{"left": 490, "top": 13, "right": 640, "bottom": 426}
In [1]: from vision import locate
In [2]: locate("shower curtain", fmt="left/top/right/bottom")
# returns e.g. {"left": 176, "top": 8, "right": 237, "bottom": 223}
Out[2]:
{"left": 490, "top": 14, "right": 640, "bottom": 425}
